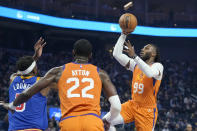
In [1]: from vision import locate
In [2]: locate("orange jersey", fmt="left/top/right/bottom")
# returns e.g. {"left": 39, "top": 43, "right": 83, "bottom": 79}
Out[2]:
{"left": 131, "top": 65, "right": 161, "bottom": 107}
{"left": 58, "top": 62, "right": 102, "bottom": 119}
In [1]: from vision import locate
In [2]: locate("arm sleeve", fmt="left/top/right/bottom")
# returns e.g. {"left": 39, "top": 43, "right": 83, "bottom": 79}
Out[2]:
{"left": 133, "top": 56, "right": 164, "bottom": 80}
{"left": 104, "top": 95, "right": 121, "bottom": 123}
{"left": 113, "top": 34, "right": 136, "bottom": 71}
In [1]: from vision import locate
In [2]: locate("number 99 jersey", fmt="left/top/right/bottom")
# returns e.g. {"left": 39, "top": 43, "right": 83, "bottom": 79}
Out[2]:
{"left": 131, "top": 65, "right": 162, "bottom": 108}
{"left": 58, "top": 62, "right": 102, "bottom": 119}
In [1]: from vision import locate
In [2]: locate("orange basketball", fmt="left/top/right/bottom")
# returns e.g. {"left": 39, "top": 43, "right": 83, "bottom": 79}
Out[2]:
{"left": 119, "top": 13, "right": 137, "bottom": 32}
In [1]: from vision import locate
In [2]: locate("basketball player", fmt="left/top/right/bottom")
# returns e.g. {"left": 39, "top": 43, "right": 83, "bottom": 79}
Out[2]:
{"left": 1, "top": 39, "right": 122, "bottom": 131}
{"left": 103, "top": 32, "right": 164, "bottom": 131}
{"left": 0, "top": 37, "right": 50, "bottom": 131}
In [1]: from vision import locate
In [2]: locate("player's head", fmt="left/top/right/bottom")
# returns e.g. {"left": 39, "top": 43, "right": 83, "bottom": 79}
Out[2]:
{"left": 73, "top": 39, "right": 92, "bottom": 60}
{"left": 140, "top": 44, "right": 160, "bottom": 62}
{"left": 16, "top": 56, "right": 38, "bottom": 76}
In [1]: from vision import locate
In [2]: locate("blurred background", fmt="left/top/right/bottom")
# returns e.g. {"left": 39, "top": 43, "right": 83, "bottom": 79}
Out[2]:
{"left": 0, "top": 0, "right": 197, "bottom": 131}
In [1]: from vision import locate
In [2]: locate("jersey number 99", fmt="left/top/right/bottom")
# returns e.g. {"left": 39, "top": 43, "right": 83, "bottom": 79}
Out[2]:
{"left": 133, "top": 82, "right": 144, "bottom": 94}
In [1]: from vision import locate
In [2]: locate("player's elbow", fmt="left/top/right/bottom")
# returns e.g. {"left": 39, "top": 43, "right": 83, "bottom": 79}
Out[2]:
{"left": 112, "top": 51, "right": 118, "bottom": 59}
{"left": 113, "top": 54, "right": 120, "bottom": 64}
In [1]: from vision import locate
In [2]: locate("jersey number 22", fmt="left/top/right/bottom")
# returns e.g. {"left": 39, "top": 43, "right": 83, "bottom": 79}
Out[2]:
{"left": 67, "top": 77, "right": 94, "bottom": 99}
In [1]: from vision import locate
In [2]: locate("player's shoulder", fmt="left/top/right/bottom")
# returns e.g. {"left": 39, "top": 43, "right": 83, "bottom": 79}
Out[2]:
{"left": 9, "top": 73, "right": 19, "bottom": 84}
{"left": 10, "top": 73, "right": 17, "bottom": 80}
{"left": 152, "top": 62, "right": 164, "bottom": 70}
{"left": 152, "top": 62, "right": 163, "bottom": 66}
{"left": 85, "top": 64, "right": 100, "bottom": 72}
{"left": 86, "top": 63, "right": 97, "bottom": 68}
{"left": 46, "top": 66, "right": 63, "bottom": 76}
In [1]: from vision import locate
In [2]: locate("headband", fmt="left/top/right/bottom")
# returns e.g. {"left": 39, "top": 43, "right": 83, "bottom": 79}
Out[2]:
{"left": 17, "top": 61, "right": 36, "bottom": 75}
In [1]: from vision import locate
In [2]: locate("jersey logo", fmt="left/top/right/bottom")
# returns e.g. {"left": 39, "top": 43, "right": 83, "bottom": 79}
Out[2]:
{"left": 137, "top": 73, "right": 144, "bottom": 81}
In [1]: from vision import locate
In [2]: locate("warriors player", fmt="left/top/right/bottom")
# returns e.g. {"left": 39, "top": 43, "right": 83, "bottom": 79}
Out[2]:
{"left": 0, "top": 37, "right": 50, "bottom": 131}
{"left": 1, "top": 39, "right": 121, "bottom": 131}
{"left": 103, "top": 33, "right": 164, "bottom": 131}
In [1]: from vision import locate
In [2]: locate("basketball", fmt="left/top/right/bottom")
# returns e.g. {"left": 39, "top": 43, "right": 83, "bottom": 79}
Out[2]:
{"left": 119, "top": 13, "right": 137, "bottom": 32}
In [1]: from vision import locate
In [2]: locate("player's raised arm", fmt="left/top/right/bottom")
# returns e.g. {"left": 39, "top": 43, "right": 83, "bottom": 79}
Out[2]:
{"left": 9, "top": 37, "right": 46, "bottom": 83}
{"left": 33, "top": 37, "right": 46, "bottom": 61}
{"left": 7, "top": 66, "right": 62, "bottom": 110}
{"left": 99, "top": 69, "right": 121, "bottom": 124}
{"left": 113, "top": 33, "right": 136, "bottom": 71}
{"left": 124, "top": 41, "right": 164, "bottom": 79}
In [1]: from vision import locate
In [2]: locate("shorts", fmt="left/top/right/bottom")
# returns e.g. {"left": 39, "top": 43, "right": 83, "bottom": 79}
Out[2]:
{"left": 120, "top": 100, "right": 158, "bottom": 131}
{"left": 59, "top": 113, "right": 104, "bottom": 131}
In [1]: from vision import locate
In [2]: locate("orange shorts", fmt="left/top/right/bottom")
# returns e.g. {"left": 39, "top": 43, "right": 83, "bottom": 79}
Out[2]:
{"left": 120, "top": 100, "right": 158, "bottom": 131}
{"left": 59, "top": 114, "right": 104, "bottom": 131}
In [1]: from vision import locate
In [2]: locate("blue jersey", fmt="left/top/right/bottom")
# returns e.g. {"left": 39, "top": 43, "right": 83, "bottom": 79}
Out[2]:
{"left": 8, "top": 76, "right": 48, "bottom": 131}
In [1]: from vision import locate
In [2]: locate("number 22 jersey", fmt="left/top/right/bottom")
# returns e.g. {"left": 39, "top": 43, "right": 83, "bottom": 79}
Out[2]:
{"left": 58, "top": 62, "right": 102, "bottom": 119}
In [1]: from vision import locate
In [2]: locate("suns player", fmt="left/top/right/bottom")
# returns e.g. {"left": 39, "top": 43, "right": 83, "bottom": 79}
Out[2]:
{"left": 1, "top": 39, "right": 121, "bottom": 131}
{"left": 0, "top": 37, "right": 50, "bottom": 131}
{"left": 103, "top": 32, "right": 164, "bottom": 131}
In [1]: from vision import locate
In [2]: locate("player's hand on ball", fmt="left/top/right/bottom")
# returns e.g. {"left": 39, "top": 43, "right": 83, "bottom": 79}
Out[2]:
{"left": 103, "top": 118, "right": 110, "bottom": 131}
{"left": 122, "top": 30, "right": 132, "bottom": 35}
{"left": 123, "top": 40, "right": 136, "bottom": 58}
{"left": 0, "top": 101, "right": 15, "bottom": 113}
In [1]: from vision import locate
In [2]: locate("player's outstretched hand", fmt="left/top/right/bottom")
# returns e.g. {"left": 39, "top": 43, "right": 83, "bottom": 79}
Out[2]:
{"left": 33, "top": 37, "right": 46, "bottom": 61}
{"left": 123, "top": 40, "right": 136, "bottom": 58}
{"left": 0, "top": 101, "right": 15, "bottom": 113}
{"left": 103, "top": 118, "right": 110, "bottom": 131}
{"left": 122, "top": 28, "right": 132, "bottom": 35}
{"left": 122, "top": 30, "right": 132, "bottom": 35}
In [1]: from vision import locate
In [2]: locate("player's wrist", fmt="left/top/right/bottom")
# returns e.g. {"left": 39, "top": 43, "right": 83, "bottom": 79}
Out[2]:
{"left": 131, "top": 54, "right": 137, "bottom": 59}
{"left": 9, "top": 102, "right": 16, "bottom": 110}
{"left": 103, "top": 118, "right": 110, "bottom": 123}
{"left": 33, "top": 54, "right": 39, "bottom": 61}
{"left": 121, "top": 33, "right": 127, "bottom": 38}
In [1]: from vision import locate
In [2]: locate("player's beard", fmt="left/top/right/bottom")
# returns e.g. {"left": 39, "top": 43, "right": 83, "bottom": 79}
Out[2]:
{"left": 141, "top": 52, "right": 151, "bottom": 61}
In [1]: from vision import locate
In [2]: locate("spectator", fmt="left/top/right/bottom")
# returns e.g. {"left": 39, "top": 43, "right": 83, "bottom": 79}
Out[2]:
{"left": 174, "top": 123, "right": 181, "bottom": 131}
{"left": 166, "top": 109, "right": 175, "bottom": 119}
{"left": 185, "top": 124, "right": 192, "bottom": 131}
{"left": 162, "top": 124, "right": 170, "bottom": 131}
